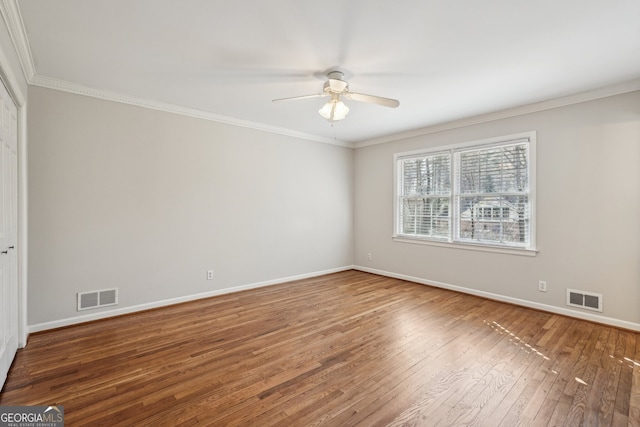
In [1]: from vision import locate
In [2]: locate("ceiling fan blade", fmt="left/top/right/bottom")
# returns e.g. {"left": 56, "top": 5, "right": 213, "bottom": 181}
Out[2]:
{"left": 345, "top": 92, "right": 400, "bottom": 108}
{"left": 272, "top": 93, "right": 328, "bottom": 103}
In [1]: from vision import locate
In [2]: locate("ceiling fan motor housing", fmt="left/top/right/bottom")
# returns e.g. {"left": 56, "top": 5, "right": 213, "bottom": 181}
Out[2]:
{"left": 325, "top": 71, "right": 349, "bottom": 93}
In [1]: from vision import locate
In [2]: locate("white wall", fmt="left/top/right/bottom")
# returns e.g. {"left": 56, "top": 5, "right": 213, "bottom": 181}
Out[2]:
{"left": 354, "top": 91, "right": 640, "bottom": 328}
{"left": 27, "top": 86, "right": 354, "bottom": 328}
{"left": 25, "top": 83, "right": 640, "bottom": 331}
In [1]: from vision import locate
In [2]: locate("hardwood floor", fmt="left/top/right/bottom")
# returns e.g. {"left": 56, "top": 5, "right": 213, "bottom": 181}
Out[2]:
{"left": 2, "top": 270, "right": 639, "bottom": 426}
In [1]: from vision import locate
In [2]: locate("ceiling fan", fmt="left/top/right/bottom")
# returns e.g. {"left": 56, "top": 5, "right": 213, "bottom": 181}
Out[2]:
{"left": 272, "top": 71, "right": 400, "bottom": 122}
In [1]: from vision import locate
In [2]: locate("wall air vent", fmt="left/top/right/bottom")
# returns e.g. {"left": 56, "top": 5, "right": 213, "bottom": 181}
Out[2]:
{"left": 77, "top": 288, "right": 118, "bottom": 311}
{"left": 566, "top": 289, "right": 602, "bottom": 312}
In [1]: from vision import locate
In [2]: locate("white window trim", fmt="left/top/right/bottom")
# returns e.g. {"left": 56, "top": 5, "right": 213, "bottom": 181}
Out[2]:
{"left": 393, "top": 131, "right": 537, "bottom": 255}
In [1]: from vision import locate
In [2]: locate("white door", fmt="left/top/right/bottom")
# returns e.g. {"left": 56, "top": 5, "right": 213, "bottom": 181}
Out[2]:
{"left": 0, "top": 78, "right": 18, "bottom": 389}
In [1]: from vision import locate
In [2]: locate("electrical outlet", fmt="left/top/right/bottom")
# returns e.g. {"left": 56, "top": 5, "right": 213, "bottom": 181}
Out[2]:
{"left": 367, "top": 253, "right": 372, "bottom": 261}
{"left": 538, "top": 280, "right": 547, "bottom": 292}
{"left": 207, "top": 270, "right": 214, "bottom": 280}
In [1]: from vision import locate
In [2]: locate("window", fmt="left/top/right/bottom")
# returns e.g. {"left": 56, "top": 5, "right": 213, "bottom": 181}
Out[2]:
{"left": 394, "top": 132, "right": 536, "bottom": 253}
{"left": 399, "top": 152, "right": 451, "bottom": 239}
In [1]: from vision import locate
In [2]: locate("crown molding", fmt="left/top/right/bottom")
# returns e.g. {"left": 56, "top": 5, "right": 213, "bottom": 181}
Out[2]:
{"left": 355, "top": 78, "right": 640, "bottom": 148}
{"left": 0, "top": 0, "right": 352, "bottom": 148}
{"left": 0, "top": 6, "right": 24, "bottom": 105}
{"left": 30, "top": 74, "right": 352, "bottom": 148}
{"left": 0, "top": 0, "right": 35, "bottom": 81}
{"left": 3, "top": 0, "right": 638, "bottom": 150}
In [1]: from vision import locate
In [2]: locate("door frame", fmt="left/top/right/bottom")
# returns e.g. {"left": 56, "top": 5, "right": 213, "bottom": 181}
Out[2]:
{"left": 0, "top": 43, "right": 27, "bottom": 348}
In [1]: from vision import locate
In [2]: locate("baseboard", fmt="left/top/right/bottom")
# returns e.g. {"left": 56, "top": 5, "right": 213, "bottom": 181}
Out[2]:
{"left": 354, "top": 265, "right": 640, "bottom": 332}
{"left": 30, "top": 265, "right": 639, "bottom": 334}
{"left": 28, "top": 265, "right": 355, "bottom": 333}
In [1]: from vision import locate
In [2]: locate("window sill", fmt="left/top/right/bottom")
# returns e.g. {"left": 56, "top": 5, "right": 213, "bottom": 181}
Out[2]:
{"left": 392, "top": 236, "right": 538, "bottom": 257}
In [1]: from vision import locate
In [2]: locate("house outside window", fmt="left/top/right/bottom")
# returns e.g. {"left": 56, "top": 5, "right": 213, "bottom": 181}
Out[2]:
{"left": 394, "top": 132, "right": 536, "bottom": 254}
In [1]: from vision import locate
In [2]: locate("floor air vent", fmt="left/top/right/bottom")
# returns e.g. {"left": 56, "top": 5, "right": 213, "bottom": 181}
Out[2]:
{"left": 566, "top": 289, "right": 602, "bottom": 312}
{"left": 78, "top": 288, "right": 118, "bottom": 311}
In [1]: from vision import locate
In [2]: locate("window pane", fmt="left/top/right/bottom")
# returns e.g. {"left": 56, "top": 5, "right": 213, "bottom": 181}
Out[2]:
{"left": 458, "top": 144, "right": 528, "bottom": 194}
{"left": 459, "top": 149, "right": 499, "bottom": 194}
{"left": 500, "top": 145, "right": 528, "bottom": 192}
{"left": 458, "top": 195, "right": 528, "bottom": 244}
{"left": 402, "top": 154, "right": 450, "bottom": 196}
{"left": 401, "top": 197, "right": 450, "bottom": 238}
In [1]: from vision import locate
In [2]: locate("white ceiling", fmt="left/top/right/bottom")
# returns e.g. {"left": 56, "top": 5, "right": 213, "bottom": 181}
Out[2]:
{"left": 9, "top": 0, "right": 640, "bottom": 144}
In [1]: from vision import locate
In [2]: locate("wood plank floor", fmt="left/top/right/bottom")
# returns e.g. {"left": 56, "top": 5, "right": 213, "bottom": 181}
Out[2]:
{"left": 2, "top": 270, "right": 639, "bottom": 426}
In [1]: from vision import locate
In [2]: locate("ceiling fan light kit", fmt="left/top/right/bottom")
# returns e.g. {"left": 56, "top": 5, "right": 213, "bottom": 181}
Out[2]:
{"left": 319, "top": 98, "right": 349, "bottom": 121}
{"left": 273, "top": 70, "right": 399, "bottom": 123}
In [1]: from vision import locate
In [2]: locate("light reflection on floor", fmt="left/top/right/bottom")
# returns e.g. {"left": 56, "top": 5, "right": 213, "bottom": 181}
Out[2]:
{"left": 484, "top": 320, "right": 550, "bottom": 360}
{"left": 482, "top": 319, "right": 600, "bottom": 386}
{"left": 485, "top": 319, "right": 640, "bottom": 388}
